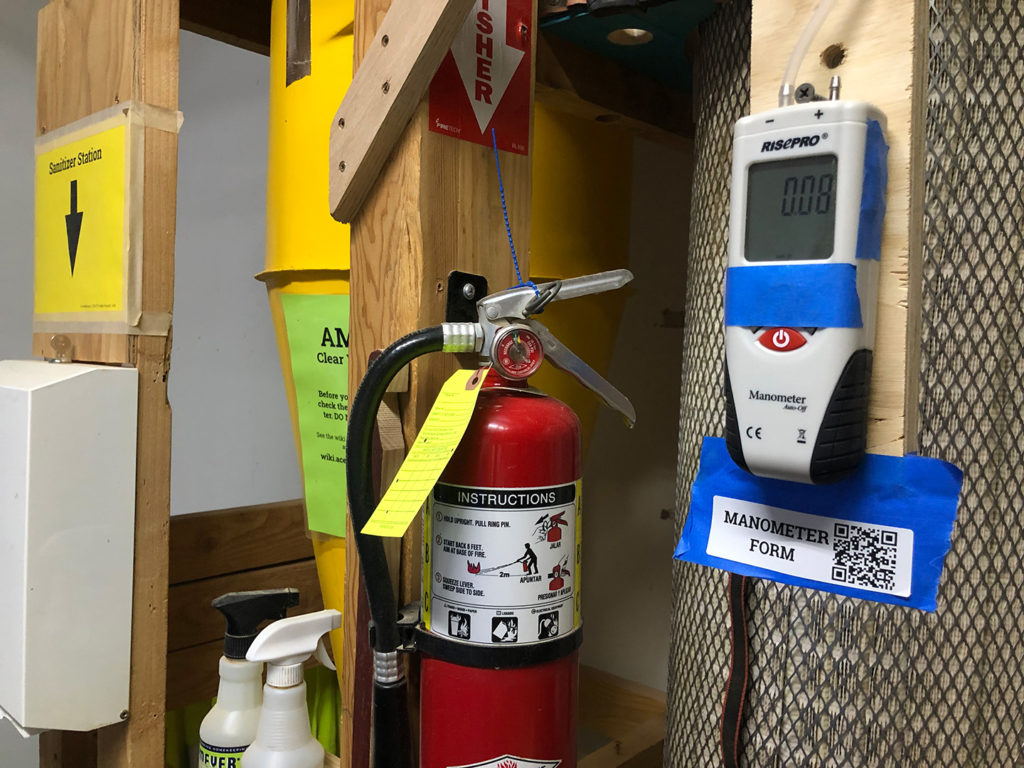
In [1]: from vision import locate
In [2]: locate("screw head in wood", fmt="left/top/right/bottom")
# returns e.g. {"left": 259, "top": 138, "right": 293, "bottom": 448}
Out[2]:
{"left": 338, "top": 117, "right": 345, "bottom": 128}
{"left": 382, "top": 81, "right": 390, "bottom": 95}
{"left": 381, "top": 34, "right": 389, "bottom": 47}
{"left": 338, "top": 161, "right": 347, "bottom": 172}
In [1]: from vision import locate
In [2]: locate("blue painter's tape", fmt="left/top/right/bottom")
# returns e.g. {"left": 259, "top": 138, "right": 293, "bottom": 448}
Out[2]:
{"left": 724, "top": 264, "right": 862, "bottom": 328}
{"left": 674, "top": 437, "right": 962, "bottom": 611}
{"left": 856, "top": 120, "right": 888, "bottom": 261}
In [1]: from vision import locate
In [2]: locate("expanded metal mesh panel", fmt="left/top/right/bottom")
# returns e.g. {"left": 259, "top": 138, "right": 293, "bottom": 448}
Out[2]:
{"left": 667, "top": 0, "right": 750, "bottom": 765}
{"left": 669, "top": 1, "right": 1024, "bottom": 765}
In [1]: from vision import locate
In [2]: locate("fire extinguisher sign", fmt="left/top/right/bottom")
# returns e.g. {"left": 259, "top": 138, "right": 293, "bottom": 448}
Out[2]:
{"left": 424, "top": 482, "right": 580, "bottom": 645}
{"left": 427, "top": 0, "right": 532, "bottom": 154}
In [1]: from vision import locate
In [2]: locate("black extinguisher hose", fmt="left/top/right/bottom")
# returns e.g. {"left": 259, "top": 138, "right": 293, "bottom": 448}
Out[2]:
{"left": 346, "top": 325, "right": 445, "bottom": 768}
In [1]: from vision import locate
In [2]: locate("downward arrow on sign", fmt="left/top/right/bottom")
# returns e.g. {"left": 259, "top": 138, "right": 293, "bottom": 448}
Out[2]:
{"left": 450, "top": 1, "right": 524, "bottom": 134}
{"left": 65, "top": 179, "right": 83, "bottom": 275}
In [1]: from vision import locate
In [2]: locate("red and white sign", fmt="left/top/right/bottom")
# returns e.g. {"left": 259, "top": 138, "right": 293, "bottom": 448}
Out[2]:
{"left": 429, "top": 0, "right": 532, "bottom": 154}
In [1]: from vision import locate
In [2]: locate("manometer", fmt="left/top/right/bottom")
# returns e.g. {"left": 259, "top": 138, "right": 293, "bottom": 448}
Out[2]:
{"left": 724, "top": 98, "right": 888, "bottom": 484}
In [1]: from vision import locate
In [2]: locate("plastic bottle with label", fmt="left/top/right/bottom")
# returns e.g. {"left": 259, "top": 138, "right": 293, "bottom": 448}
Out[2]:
{"left": 242, "top": 609, "right": 341, "bottom": 768}
{"left": 198, "top": 589, "right": 300, "bottom": 768}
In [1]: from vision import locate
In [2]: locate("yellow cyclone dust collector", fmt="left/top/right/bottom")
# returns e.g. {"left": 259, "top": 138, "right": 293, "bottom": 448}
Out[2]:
{"left": 260, "top": 0, "right": 354, "bottom": 692}
{"left": 261, "top": 0, "right": 633, "bottom": 704}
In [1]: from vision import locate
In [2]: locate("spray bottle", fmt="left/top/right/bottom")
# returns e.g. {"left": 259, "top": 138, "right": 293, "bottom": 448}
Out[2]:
{"left": 242, "top": 609, "right": 341, "bottom": 768}
{"left": 199, "top": 589, "right": 301, "bottom": 767}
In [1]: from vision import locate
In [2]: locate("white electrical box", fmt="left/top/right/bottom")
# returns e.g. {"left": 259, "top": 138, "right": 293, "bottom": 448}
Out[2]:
{"left": 0, "top": 361, "right": 138, "bottom": 735}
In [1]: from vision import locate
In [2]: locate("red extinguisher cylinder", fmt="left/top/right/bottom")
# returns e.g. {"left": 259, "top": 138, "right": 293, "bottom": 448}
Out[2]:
{"left": 420, "top": 372, "right": 582, "bottom": 768}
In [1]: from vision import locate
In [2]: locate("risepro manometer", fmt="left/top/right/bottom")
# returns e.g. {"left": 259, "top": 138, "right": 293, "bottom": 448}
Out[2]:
{"left": 724, "top": 96, "right": 888, "bottom": 484}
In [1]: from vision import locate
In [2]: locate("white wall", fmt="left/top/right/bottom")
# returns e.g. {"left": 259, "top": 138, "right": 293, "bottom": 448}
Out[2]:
{"left": 0, "top": 1, "right": 44, "bottom": 763}
{"left": 169, "top": 29, "right": 303, "bottom": 516}
{"left": 580, "top": 138, "right": 690, "bottom": 691}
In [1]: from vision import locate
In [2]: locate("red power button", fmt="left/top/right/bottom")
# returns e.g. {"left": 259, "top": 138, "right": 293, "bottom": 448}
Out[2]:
{"left": 759, "top": 327, "right": 806, "bottom": 351}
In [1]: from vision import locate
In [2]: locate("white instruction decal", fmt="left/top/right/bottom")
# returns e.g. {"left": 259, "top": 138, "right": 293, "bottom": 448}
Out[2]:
{"left": 707, "top": 496, "right": 913, "bottom": 597}
{"left": 425, "top": 482, "right": 578, "bottom": 645}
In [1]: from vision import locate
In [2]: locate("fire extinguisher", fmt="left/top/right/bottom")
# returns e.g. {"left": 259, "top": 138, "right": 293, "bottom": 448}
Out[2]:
{"left": 347, "top": 269, "right": 636, "bottom": 768}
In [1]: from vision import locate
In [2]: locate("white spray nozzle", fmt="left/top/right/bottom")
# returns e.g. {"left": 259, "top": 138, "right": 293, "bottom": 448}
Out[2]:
{"left": 246, "top": 609, "right": 341, "bottom": 688}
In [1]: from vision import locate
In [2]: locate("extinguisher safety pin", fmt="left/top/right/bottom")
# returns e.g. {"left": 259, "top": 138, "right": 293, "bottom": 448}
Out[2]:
{"left": 522, "top": 280, "right": 562, "bottom": 316}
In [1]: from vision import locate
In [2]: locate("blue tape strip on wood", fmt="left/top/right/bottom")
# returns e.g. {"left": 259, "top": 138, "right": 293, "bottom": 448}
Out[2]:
{"left": 724, "top": 263, "right": 863, "bottom": 328}
{"left": 674, "top": 437, "right": 962, "bottom": 611}
{"left": 856, "top": 119, "right": 888, "bottom": 262}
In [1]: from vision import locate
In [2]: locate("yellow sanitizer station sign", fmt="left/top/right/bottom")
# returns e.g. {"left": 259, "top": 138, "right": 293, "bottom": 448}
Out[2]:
{"left": 34, "top": 107, "right": 132, "bottom": 326}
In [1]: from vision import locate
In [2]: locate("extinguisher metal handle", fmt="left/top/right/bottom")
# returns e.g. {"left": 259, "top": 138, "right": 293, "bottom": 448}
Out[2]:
{"left": 526, "top": 319, "right": 637, "bottom": 427}
{"left": 477, "top": 268, "right": 634, "bottom": 323}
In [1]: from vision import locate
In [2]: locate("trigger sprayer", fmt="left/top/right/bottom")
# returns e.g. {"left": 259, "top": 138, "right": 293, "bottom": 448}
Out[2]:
{"left": 199, "top": 588, "right": 300, "bottom": 767}
{"left": 242, "top": 609, "right": 341, "bottom": 768}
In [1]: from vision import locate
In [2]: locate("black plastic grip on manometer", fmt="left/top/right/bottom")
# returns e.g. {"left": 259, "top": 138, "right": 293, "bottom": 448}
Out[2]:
{"left": 809, "top": 349, "right": 872, "bottom": 484}
{"left": 725, "top": 350, "right": 873, "bottom": 485}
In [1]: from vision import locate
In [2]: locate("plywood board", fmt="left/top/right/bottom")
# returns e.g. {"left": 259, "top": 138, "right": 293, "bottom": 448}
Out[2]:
{"left": 751, "top": 0, "right": 925, "bottom": 455}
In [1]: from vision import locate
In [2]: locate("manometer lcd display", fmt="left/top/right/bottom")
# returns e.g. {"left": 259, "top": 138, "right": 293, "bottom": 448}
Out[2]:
{"left": 745, "top": 154, "right": 838, "bottom": 261}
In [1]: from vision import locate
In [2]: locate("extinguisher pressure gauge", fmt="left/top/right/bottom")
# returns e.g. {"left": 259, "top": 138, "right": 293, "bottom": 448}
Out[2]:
{"left": 440, "top": 269, "right": 637, "bottom": 427}
{"left": 492, "top": 325, "right": 543, "bottom": 379}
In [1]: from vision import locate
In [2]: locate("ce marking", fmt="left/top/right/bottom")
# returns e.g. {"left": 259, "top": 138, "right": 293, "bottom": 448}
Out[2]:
{"left": 746, "top": 426, "right": 763, "bottom": 440}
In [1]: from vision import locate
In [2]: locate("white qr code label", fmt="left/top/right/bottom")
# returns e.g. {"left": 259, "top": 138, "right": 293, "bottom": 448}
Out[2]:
{"left": 707, "top": 496, "right": 913, "bottom": 597}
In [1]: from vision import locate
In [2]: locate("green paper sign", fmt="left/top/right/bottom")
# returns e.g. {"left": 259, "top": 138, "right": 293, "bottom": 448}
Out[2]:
{"left": 281, "top": 293, "right": 350, "bottom": 537}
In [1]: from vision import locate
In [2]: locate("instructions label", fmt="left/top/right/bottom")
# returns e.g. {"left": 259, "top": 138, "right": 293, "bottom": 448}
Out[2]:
{"left": 707, "top": 496, "right": 913, "bottom": 597}
{"left": 362, "top": 368, "right": 487, "bottom": 538}
{"left": 35, "top": 120, "right": 127, "bottom": 315}
{"left": 281, "top": 293, "right": 350, "bottom": 538}
{"left": 424, "top": 482, "right": 580, "bottom": 645}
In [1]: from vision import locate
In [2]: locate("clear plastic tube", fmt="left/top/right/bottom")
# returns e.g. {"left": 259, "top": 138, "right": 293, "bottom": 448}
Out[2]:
{"left": 779, "top": 0, "right": 838, "bottom": 107}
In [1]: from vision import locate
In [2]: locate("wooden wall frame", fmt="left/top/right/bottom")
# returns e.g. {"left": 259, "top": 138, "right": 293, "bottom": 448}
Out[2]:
{"left": 26, "top": 1, "right": 717, "bottom": 766}
{"left": 35, "top": 1, "right": 179, "bottom": 766}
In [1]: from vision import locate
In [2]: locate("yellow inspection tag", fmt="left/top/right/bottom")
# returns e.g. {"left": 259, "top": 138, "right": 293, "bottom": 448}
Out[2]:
{"left": 361, "top": 367, "right": 488, "bottom": 538}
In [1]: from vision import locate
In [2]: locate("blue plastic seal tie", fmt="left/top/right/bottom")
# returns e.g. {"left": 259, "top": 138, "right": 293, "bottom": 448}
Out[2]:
{"left": 491, "top": 128, "right": 539, "bottom": 297}
{"left": 856, "top": 119, "right": 888, "bottom": 261}
{"left": 724, "top": 263, "right": 862, "bottom": 328}
{"left": 674, "top": 437, "right": 962, "bottom": 611}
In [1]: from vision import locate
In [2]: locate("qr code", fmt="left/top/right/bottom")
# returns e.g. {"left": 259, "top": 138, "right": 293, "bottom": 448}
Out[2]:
{"left": 831, "top": 523, "right": 899, "bottom": 591}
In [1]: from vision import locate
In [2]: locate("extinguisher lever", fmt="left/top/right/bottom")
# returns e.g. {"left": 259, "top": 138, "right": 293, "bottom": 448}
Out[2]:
{"left": 526, "top": 319, "right": 637, "bottom": 427}
{"left": 477, "top": 268, "right": 634, "bottom": 324}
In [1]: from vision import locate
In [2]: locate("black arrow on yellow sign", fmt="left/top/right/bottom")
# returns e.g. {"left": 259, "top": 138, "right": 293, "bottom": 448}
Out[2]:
{"left": 65, "top": 179, "right": 83, "bottom": 275}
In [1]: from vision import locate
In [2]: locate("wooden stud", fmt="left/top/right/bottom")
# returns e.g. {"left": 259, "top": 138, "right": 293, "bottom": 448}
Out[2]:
{"left": 342, "top": 0, "right": 536, "bottom": 761}
{"left": 167, "top": 559, "right": 322, "bottom": 652}
{"left": 165, "top": 640, "right": 224, "bottom": 712}
{"left": 578, "top": 666, "right": 666, "bottom": 741}
{"left": 577, "top": 715, "right": 666, "bottom": 768}
{"left": 751, "top": 0, "right": 926, "bottom": 456}
{"left": 31, "top": 333, "right": 131, "bottom": 364}
{"left": 36, "top": 1, "right": 179, "bottom": 765}
{"left": 328, "top": 0, "right": 477, "bottom": 222}
{"left": 169, "top": 499, "right": 312, "bottom": 584}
